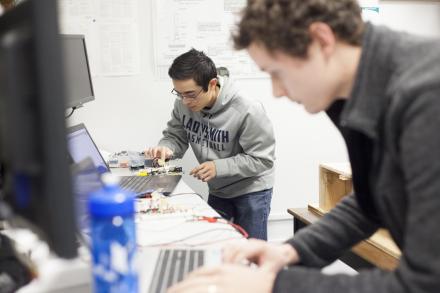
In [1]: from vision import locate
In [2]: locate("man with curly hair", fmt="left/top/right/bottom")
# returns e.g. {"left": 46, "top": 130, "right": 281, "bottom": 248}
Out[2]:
{"left": 169, "top": 0, "right": 440, "bottom": 292}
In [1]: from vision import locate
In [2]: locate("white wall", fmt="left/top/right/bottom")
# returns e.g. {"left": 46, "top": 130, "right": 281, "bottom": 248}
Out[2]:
{"left": 67, "top": 1, "right": 440, "bottom": 241}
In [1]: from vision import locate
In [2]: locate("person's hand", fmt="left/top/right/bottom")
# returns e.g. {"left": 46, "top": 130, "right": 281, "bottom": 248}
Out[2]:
{"left": 167, "top": 264, "right": 276, "bottom": 293}
{"left": 145, "top": 146, "right": 173, "bottom": 161}
{"left": 222, "top": 239, "right": 300, "bottom": 273}
{"left": 190, "top": 161, "right": 216, "bottom": 182}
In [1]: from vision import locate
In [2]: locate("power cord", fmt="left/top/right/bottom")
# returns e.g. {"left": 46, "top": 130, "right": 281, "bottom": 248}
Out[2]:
{"left": 192, "top": 216, "right": 249, "bottom": 238}
{"left": 140, "top": 227, "right": 240, "bottom": 247}
{"left": 65, "top": 107, "right": 76, "bottom": 119}
{"left": 167, "top": 192, "right": 204, "bottom": 199}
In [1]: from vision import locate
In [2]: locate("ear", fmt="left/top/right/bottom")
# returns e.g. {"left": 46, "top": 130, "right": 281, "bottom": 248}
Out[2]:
{"left": 308, "top": 22, "right": 337, "bottom": 60}
{"left": 209, "top": 78, "right": 218, "bottom": 89}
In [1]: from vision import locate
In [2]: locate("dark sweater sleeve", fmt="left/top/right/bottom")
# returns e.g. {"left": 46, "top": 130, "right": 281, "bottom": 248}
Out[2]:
{"left": 274, "top": 90, "right": 440, "bottom": 293}
{"left": 287, "top": 194, "right": 378, "bottom": 268}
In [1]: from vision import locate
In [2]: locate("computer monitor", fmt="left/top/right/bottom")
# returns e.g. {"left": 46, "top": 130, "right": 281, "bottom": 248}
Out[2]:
{"left": 61, "top": 34, "right": 95, "bottom": 109}
{"left": 0, "top": 0, "right": 77, "bottom": 258}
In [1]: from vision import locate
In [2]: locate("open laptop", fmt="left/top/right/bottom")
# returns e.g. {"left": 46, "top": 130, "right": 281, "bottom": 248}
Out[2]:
{"left": 66, "top": 123, "right": 181, "bottom": 196}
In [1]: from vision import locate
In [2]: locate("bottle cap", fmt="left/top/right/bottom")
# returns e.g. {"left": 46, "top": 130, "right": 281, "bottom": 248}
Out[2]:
{"left": 88, "top": 174, "right": 135, "bottom": 217}
{"left": 101, "top": 172, "right": 120, "bottom": 187}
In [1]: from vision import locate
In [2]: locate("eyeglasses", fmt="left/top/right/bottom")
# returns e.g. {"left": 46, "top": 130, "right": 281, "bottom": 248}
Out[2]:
{"left": 171, "top": 88, "right": 204, "bottom": 100}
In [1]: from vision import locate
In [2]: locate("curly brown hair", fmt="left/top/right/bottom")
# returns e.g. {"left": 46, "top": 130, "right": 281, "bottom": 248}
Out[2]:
{"left": 0, "top": 0, "right": 16, "bottom": 10}
{"left": 233, "top": 0, "right": 364, "bottom": 57}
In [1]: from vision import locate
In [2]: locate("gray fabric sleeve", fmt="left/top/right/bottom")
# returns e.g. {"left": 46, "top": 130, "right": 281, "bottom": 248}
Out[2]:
{"left": 274, "top": 90, "right": 440, "bottom": 293}
{"left": 287, "top": 194, "right": 378, "bottom": 268}
{"left": 214, "top": 104, "right": 275, "bottom": 178}
{"left": 158, "top": 100, "right": 189, "bottom": 159}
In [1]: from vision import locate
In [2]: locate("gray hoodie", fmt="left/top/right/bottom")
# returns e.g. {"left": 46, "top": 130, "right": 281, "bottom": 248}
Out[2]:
{"left": 158, "top": 76, "right": 275, "bottom": 198}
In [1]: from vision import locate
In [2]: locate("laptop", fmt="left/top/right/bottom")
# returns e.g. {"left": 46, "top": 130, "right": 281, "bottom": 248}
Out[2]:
{"left": 66, "top": 123, "right": 181, "bottom": 196}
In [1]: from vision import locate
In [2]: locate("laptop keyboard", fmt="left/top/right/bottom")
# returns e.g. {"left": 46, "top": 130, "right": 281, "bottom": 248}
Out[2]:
{"left": 146, "top": 175, "right": 181, "bottom": 194}
{"left": 120, "top": 176, "right": 152, "bottom": 192}
{"left": 148, "top": 249, "right": 205, "bottom": 293}
{"left": 119, "top": 175, "right": 181, "bottom": 195}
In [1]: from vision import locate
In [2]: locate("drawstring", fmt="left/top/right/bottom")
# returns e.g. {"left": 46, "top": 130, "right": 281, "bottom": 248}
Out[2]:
{"left": 199, "top": 113, "right": 211, "bottom": 161}
{"left": 207, "top": 117, "right": 210, "bottom": 160}
{"left": 199, "top": 115, "right": 203, "bottom": 161}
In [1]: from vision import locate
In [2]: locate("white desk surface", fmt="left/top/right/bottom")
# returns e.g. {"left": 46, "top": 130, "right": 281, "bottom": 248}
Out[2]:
{"left": 17, "top": 179, "right": 243, "bottom": 293}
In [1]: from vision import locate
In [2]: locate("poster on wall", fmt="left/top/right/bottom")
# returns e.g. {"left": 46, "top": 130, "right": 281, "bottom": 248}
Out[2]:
{"left": 58, "top": 0, "right": 141, "bottom": 77}
{"left": 153, "top": 0, "right": 383, "bottom": 80}
{"left": 152, "top": 0, "right": 266, "bottom": 80}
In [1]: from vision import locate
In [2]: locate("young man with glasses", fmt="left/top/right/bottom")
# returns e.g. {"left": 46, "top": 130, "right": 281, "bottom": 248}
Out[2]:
{"left": 169, "top": 0, "right": 440, "bottom": 293}
{"left": 146, "top": 48, "right": 276, "bottom": 240}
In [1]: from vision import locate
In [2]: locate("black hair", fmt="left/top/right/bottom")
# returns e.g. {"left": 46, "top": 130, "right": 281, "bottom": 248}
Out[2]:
{"left": 168, "top": 48, "right": 217, "bottom": 91}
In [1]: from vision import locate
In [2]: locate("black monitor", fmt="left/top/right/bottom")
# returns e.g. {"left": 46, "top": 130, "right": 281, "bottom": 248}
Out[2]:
{"left": 0, "top": 0, "right": 77, "bottom": 258}
{"left": 61, "top": 34, "right": 95, "bottom": 109}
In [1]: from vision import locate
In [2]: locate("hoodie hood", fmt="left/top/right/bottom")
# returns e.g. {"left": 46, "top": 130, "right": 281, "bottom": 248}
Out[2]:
{"left": 201, "top": 75, "right": 238, "bottom": 116}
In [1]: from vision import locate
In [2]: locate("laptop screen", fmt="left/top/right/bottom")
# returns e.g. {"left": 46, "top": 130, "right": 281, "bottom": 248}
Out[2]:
{"left": 67, "top": 124, "right": 109, "bottom": 174}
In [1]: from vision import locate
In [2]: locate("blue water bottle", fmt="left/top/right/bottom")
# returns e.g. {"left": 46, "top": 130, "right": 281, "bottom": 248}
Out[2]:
{"left": 88, "top": 173, "right": 138, "bottom": 293}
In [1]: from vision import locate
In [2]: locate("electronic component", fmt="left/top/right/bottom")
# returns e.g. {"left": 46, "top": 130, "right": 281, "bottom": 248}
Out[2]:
{"left": 107, "top": 150, "right": 146, "bottom": 169}
{"left": 135, "top": 191, "right": 189, "bottom": 214}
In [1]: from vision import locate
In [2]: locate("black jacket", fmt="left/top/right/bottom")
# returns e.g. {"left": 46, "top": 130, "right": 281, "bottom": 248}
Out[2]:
{"left": 274, "top": 23, "right": 440, "bottom": 293}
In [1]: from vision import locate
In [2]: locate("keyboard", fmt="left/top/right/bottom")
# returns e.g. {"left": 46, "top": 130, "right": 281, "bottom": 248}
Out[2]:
{"left": 146, "top": 175, "right": 180, "bottom": 193}
{"left": 120, "top": 176, "right": 152, "bottom": 192}
{"left": 148, "top": 249, "right": 205, "bottom": 293}
{"left": 119, "top": 175, "right": 181, "bottom": 196}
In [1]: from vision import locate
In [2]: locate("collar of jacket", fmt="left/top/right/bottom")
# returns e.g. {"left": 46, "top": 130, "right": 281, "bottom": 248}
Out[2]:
{"left": 340, "top": 23, "right": 395, "bottom": 140}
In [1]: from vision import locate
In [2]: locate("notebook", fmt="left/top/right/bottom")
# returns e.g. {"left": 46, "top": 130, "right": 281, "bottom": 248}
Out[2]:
{"left": 66, "top": 123, "right": 181, "bottom": 196}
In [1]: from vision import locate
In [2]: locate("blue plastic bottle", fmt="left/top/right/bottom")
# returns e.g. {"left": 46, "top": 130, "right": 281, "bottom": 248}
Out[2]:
{"left": 88, "top": 173, "right": 138, "bottom": 293}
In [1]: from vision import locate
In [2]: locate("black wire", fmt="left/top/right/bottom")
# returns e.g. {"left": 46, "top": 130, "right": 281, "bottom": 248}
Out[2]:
{"left": 65, "top": 107, "right": 76, "bottom": 119}
{"left": 214, "top": 209, "right": 230, "bottom": 220}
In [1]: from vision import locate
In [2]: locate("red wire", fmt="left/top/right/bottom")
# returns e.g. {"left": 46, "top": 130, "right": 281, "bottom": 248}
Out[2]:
{"left": 229, "top": 222, "right": 249, "bottom": 238}
{"left": 195, "top": 216, "right": 249, "bottom": 238}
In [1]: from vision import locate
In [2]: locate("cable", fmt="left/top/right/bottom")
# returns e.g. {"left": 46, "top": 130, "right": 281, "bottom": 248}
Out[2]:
{"left": 213, "top": 209, "right": 230, "bottom": 219}
{"left": 136, "top": 218, "right": 190, "bottom": 232}
{"left": 229, "top": 222, "right": 249, "bottom": 238}
{"left": 193, "top": 216, "right": 249, "bottom": 238}
{"left": 138, "top": 227, "right": 237, "bottom": 247}
{"left": 137, "top": 215, "right": 248, "bottom": 247}
{"left": 65, "top": 107, "right": 76, "bottom": 119}
{"left": 167, "top": 192, "right": 204, "bottom": 199}
{"left": 176, "top": 235, "right": 243, "bottom": 247}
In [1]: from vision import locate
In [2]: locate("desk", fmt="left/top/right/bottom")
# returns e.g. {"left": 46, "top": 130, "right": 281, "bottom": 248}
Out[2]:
{"left": 18, "top": 179, "right": 242, "bottom": 293}
{"left": 288, "top": 207, "right": 400, "bottom": 271}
